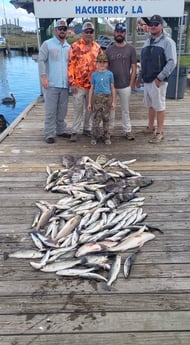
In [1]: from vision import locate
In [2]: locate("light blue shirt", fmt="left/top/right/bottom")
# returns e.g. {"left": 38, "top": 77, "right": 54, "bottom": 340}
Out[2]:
{"left": 91, "top": 70, "right": 114, "bottom": 94}
{"left": 38, "top": 36, "right": 70, "bottom": 88}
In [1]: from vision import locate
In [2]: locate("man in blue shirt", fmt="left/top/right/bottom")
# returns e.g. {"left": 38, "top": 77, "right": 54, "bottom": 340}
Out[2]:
{"left": 38, "top": 18, "right": 70, "bottom": 143}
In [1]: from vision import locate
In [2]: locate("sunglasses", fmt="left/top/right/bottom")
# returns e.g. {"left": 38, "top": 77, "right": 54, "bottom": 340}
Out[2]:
{"left": 84, "top": 29, "right": 94, "bottom": 34}
{"left": 149, "top": 22, "right": 160, "bottom": 27}
{"left": 57, "top": 26, "right": 67, "bottom": 31}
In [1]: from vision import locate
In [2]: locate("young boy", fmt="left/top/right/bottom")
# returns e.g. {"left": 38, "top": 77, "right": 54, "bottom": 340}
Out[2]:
{"left": 88, "top": 53, "right": 115, "bottom": 145}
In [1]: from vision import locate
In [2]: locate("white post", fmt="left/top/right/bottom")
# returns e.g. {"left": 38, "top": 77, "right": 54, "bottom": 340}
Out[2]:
{"left": 175, "top": 16, "right": 183, "bottom": 99}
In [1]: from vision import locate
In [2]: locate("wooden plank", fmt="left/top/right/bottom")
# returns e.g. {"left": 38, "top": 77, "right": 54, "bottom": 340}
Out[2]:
{"left": 1, "top": 293, "right": 190, "bottom": 314}
{"left": 0, "top": 311, "right": 190, "bottom": 334}
{"left": 0, "top": 88, "right": 190, "bottom": 344}
{"left": 0, "top": 277, "right": 190, "bottom": 296}
{"left": 1, "top": 263, "right": 190, "bottom": 280}
{"left": 0, "top": 332, "right": 190, "bottom": 345}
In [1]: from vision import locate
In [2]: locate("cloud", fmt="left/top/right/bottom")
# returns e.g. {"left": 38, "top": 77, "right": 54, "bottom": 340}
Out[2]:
{"left": 0, "top": 4, "right": 36, "bottom": 32}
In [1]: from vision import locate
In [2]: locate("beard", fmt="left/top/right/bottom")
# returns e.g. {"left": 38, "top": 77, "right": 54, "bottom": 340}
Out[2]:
{"left": 114, "top": 35, "right": 125, "bottom": 43}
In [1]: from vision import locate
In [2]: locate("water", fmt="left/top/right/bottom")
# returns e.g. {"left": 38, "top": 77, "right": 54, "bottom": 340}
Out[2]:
{"left": 0, "top": 51, "right": 41, "bottom": 126}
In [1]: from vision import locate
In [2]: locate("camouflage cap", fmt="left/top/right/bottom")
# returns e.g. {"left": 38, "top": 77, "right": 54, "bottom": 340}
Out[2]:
{"left": 54, "top": 18, "right": 67, "bottom": 28}
{"left": 82, "top": 21, "right": 94, "bottom": 31}
{"left": 97, "top": 53, "right": 108, "bottom": 62}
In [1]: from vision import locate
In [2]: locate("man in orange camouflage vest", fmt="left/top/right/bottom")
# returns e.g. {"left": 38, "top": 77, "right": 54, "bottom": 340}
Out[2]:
{"left": 68, "top": 21, "right": 102, "bottom": 142}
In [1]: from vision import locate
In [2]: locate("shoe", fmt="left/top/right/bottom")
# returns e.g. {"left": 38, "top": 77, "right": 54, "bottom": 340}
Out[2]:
{"left": 70, "top": 133, "right": 78, "bottom": 142}
{"left": 83, "top": 130, "right": 91, "bottom": 137}
{"left": 149, "top": 132, "right": 164, "bottom": 144}
{"left": 91, "top": 139, "right": 97, "bottom": 145}
{"left": 143, "top": 126, "right": 155, "bottom": 135}
{"left": 57, "top": 133, "right": 70, "bottom": 138}
{"left": 105, "top": 139, "right": 111, "bottom": 145}
{"left": 45, "top": 137, "right": 55, "bottom": 144}
{"left": 126, "top": 132, "right": 135, "bottom": 140}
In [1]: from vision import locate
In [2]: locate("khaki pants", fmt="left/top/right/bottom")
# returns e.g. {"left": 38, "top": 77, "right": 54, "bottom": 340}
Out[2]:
{"left": 71, "top": 87, "right": 91, "bottom": 134}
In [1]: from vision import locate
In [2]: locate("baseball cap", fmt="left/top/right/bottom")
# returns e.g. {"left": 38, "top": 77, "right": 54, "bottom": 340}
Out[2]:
{"left": 149, "top": 15, "right": 163, "bottom": 25}
{"left": 115, "top": 23, "right": 126, "bottom": 32}
{"left": 82, "top": 22, "right": 94, "bottom": 31}
{"left": 54, "top": 18, "right": 67, "bottom": 28}
{"left": 97, "top": 53, "right": 108, "bottom": 62}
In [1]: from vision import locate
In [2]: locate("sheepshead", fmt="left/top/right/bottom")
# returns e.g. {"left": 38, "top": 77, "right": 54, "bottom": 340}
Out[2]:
{"left": 105, "top": 180, "right": 126, "bottom": 193}
{"left": 96, "top": 154, "right": 108, "bottom": 165}
{"left": 62, "top": 154, "right": 76, "bottom": 168}
{"left": 126, "top": 176, "right": 153, "bottom": 188}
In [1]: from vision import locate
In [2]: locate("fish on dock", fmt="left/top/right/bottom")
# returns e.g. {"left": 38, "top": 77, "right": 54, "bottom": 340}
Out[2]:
{"left": 6, "top": 155, "right": 158, "bottom": 289}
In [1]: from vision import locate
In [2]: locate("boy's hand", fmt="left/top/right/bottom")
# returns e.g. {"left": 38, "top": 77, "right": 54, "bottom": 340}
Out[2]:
{"left": 135, "top": 80, "right": 141, "bottom": 88}
{"left": 87, "top": 104, "right": 92, "bottom": 112}
{"left": 111, "top": 102, "right": 115, "bottom": 109}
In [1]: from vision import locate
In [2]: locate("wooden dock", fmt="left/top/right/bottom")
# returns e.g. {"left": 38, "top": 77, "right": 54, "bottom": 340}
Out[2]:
{"left": 0, "top": 87, "right": 190, "bottom": 344}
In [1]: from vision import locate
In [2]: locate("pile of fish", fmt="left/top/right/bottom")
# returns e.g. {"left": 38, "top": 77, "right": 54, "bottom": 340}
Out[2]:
{"left": 7, "top": 155, "right": 161, "bottom": 290}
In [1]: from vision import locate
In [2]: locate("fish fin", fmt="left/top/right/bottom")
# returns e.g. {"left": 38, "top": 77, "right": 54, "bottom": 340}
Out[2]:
{"left": 80, "top": 256, "right": 87, "bottom": 265}
{"left": 3, "top": 252, "right": 9, "bottom": 261}
{"left": 105, "top": 284, "right": 112, "bottom": 292}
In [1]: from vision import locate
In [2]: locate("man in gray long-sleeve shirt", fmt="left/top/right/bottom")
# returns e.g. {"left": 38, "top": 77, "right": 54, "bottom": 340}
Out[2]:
{"left": 139, "top": 14, "right": 176, "bottom": 144}
{"left": 38, "top": 18, "right": 70, "bottom": 144}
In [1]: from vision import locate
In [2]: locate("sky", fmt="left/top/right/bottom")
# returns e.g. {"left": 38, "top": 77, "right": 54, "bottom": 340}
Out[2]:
{"left": 0, "top": 0, "right": 36, "bottom": 32}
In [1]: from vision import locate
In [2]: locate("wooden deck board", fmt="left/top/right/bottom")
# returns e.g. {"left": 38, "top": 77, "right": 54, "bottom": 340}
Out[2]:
{"left": 0, "top": 89, "right": 190, "bottom": 344}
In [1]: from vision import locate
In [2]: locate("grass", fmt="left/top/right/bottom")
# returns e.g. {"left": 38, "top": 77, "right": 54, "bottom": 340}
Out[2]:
{"left": 4, "top": 32, "right": 81, "bottom": 51}
{"left": 180, "top": 54, "right": 190, "bottom": 67}
{"left": 5, "top": 33, "right": 38, "bottom": 50}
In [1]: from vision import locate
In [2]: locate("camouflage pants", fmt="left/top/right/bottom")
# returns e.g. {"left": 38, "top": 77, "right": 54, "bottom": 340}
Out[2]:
{"left": 92, "top": 94, "right": 112, "bottom": 140}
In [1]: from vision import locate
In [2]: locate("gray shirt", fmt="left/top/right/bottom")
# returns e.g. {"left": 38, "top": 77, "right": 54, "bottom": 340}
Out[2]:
{"left": 106, "top": 43, "right": 137, "bottom": 88}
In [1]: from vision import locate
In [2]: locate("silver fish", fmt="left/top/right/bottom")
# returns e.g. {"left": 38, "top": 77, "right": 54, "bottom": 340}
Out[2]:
{"left": 55, "top": 214, "right": 81, "bottom": 240}
{"left": 107, "top": 255, "right": 121, "bottom": 289}
{"left": 41, "top": 258, "right": 82, "bottom": 272}
{"left": 109, "top": 231, "right": 155, "bottom": 252}
{"left": 75, "top": 242, "right": 106, "bottom": 257}
{"left": 7, "top": 249, "right": 44, "bottom": 259}
{"left": 123, "top": 252, "right": 137, "bottom": 278}
{"left": 36, "top": 206, "right": 56, "bottom": 230}
{"left": 30, "top": 249, "right": 51, "bottom": 269}
{"left": 29, "top": 231, "right": 45, "bottom": 251}
{"left": 56, "top": 267, "right": 95, "bottom": 276}
{"left": 80, "top": 272, "right": 108, "bottom": 282}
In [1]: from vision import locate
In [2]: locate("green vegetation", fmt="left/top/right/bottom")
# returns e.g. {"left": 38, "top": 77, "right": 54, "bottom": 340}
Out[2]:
{"left": 4, "top": 33, "right": 38, "bottom": 50}
{"left": 180, "top": 54, "right": 190, "bottom": 67}
{"left": 4, "top": 32, "right": 81, "bottom": 51}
